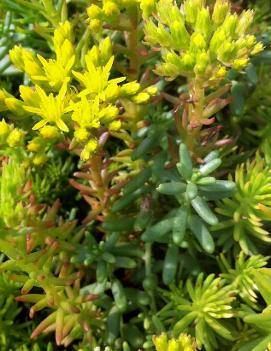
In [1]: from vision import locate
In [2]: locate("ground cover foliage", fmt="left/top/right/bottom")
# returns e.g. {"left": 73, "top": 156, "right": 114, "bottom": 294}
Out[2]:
{"left": 0, "top": 0, "right": 271, "bottom": 350}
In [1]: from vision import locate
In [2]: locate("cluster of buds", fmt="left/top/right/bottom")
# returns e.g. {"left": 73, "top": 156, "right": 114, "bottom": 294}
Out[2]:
{"left": 143, "top": 0, "right": 264, "bottom": 81}
{"left": 27, "top": 125, "right": 60, "bottom": 166}
{"left": 3, "top": 24, "right": 156, "bottom": 162}
{"left": 87, "top": 0, "right": 141, "bottom": 31}
{"left": 9, "top": 21, "right": 75, "bottom": 91}
{"left": 0, "top": 118, "right": 25, "bottom": 148}
{"left": 152, "top": 333, "right": 197, "bottom": 351}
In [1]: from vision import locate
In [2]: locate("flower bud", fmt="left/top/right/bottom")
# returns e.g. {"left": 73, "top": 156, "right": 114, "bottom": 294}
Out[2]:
{"left": 5, "top": 98, "right": 26, "bottom": 117}
{"left": 27, "top": 138, "right": 43, "bottom": 152}
{"left": 89, "top": 19, "right": 102, "bottom": 31}
{"left": 152, "top": 334, "right": 168, "bottom": 351}
{"left": 209, "top": 29, "right": 226, "bottom": 56}
{"left": 132, "top": 92, "right": 150, "bottom": 104}
{"left": 212, "top": 0, "right": 230, "bottom": 26}
{"left": 87, "top": 4, "right": 102, "bottom": 19}
{"left": 74, "top": 128, "right": 89, "bottom": 141}
{"left": 237, "top": 10, "right": 254, "bottom": 35}
{"left": 7, "top": 128, "right": 24, "bottom": 147}
{"left": 181, "top": 52, "right": 195, "bottom": 70}
{"left": 54, "top": 21, "right": 73, "bottom": 50}
{"left": 121, "top": 81, "right": 141, "bottom": 96}
{"left": 100, "top": 105, "right": 119, "bottom": 120}
{"left": 20, "top": 86, "right": 38, "bottom": 105}
{"left": 178, "top": 334, "right": 190, "bottom": 347}
{"left": 105, "top": 83, "right": 120, "bottom": 101}
{"left": 232, "top": 58, "right": 249, "bottom": 70}
{"left": 32, "top": 154, "right": 47, "bottom": 166}
{"left": 221, "top": 14, "right": 238, "bottom": 38}
{"left": 251, "top": 42, "right": 264, "bottom": 55}
{"left": 184, "top": 0, "right": 204, "bottom": 25}
{"left": 170, "top": 19, "right": 190, "bottom": 50}
{"left": 109, "top": 120, "right": 121, "bottom": 131}
{"left": 103, "top": 1, "right": 120, "bottom": 17}
{"left": 145, "top": 86, "right": 158, "bottom": 96}
{"left": 99, "top": 37, "right": 113, "bottom": 64}
{"left": 210, "top": 65, "right": 227, "bottom": 80}
{"left": 155, "top": 62, "right": 179, "bottom": 77}
{"left": 0, "top": 89, "right": 12, "bottom": 111}
{"left": 0, "top": 119, "right": 10, "bottom": 141}
{"left": 190, "top": 32, "right": 206, "bottom": 51}
{"left": 167, "top": 339, "right": 179, "bottom": 351}
{"left": 80, "top": 139, "right": 98, "bottom": 160}
{"left": 195, "top": 8, "right": 212, "bottom": 38}
{"left": 217, "top": 40, "right": 236, "bottom": 63}
{"left": 245, "top": 35, "right": 257, "bottom": 48}
{"left": 40, "top": 125, "right": 60, "bottom": 139}
{"left": 194, "top": 51, "right": 209, "bottom": 74}
{"left": 165, "top": 52, "right": 181, "bottom": 66}
{"left": 9, "top": 46, "right": 26, "bottom": 70}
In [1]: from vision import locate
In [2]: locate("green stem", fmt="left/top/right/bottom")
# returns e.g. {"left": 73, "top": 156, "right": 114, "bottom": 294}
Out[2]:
{"left": 144, "top": 242, "right": 157, "bottom": 312}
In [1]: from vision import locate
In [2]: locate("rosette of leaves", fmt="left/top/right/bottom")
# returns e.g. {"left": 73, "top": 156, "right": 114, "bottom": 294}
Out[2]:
{"left": 141, "top": 143, "right": 235, "bottom": 284}
{"left": 0, "top": 273, "right": 53, "bottom": 351}
{"left": 238, "top": 268, "right": 271, "bottom": 351}
{"left": 32, "top": 155, "right": 74, "bottom": 204}
{"left": 219, "top": 252, "right": 268, "bottom": 309}
{"left": 70, "top": 231, "right": 142, "bottom": 277}
{"left": 159, "top": 273, "right": 236, "bottom": 351}
{"left": 0, "top": 235, "right": 104, "bottom": 348}
{"left": 74, "top": 232, "right": 151, "bottom": 348}
{"left": 214, "top": 155, "right": 271, "bottom": 254}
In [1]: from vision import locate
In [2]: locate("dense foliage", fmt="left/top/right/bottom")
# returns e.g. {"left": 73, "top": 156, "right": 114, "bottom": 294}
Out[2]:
{"left": 0, "top": 0, "right": 271, "bottom": 350}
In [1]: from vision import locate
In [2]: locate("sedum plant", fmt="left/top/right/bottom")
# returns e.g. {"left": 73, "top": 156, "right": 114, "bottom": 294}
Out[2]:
{"left": 159, "top": 273, "right": 236, "bottom": 351}
{"left": 0, "top": 0, "right": 271, "bottom": 350}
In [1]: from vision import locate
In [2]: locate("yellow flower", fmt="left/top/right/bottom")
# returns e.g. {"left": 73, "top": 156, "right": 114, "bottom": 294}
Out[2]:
{"left": 73, "top": 56, "right": 125, "bottom": 99}
{"left": 53, "top": 21, "right": 74, "bottom": 51}
{"left": 24, "top": 82, "right": 71, "bottom": 132}
{"left": 70, "top": 96, "right": 101, "bottom": 129}
{"left": 33, "top": 54, "right": 75, "bottom": 90}
{"left": 9, "top": 46, "right": 43, "bottom": 77}
{"left": 39, "top": 125, "right": 60, "bottom": 139}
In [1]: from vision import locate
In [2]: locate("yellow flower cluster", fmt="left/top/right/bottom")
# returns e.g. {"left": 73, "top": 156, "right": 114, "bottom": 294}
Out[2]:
{"left": 87, "top": 0, "right": 136, "bottom": 31}
{"left": 9, "top": 21, "right": 75, "bottom": 91}
{"left": 0, "top": 22, "right": 156, "bottom": 161}
{"left": 153, "top": 333, "right": 197, "bottom": 351}
{"left": 143, "top": 0, "right": 264, "bottom": 81}
{"left": 86, "top": 0, "right": 157, "bottom": 31}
